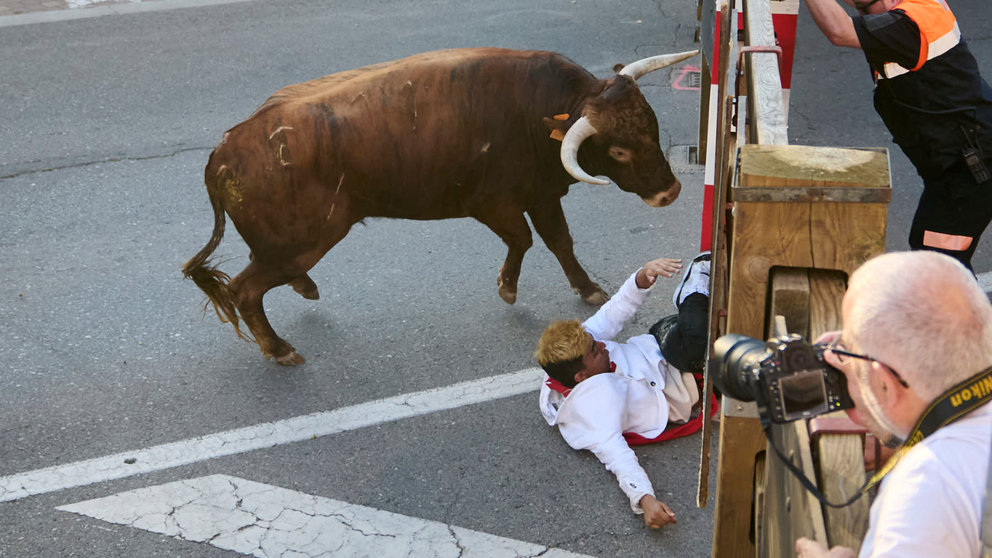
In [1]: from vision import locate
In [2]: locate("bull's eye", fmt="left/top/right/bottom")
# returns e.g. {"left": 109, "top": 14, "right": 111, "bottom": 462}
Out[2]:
{"left": 608, "top": 146, "right": 633, "bottom": 163}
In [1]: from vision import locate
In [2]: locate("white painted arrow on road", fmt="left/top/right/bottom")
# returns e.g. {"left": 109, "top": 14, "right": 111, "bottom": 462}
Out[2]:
{"left": 58, "top": 474, "right": 592, "bottom": 558}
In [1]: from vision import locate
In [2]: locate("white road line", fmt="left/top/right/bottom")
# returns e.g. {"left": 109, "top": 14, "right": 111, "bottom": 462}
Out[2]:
{"left": 58, "top": 474, "right": 593, "bottom": 558}
{"left": 0, "top": 368, "right": 545, "bottom": 503}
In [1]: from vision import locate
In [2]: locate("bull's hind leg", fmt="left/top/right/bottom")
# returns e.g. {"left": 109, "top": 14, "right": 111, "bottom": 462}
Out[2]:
{"left": 474, "top": 207, "right": 533, "bottom": 304}
{"left": 230, "top": 261, "right": 306, "bottom": 365}
{"left": 527, "top": 202, "right": 608, "bottom": 305}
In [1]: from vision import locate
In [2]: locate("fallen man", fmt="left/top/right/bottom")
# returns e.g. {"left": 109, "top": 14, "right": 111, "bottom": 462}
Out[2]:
{"left": 534, "top": 253, "right": 711, "bottom": 529}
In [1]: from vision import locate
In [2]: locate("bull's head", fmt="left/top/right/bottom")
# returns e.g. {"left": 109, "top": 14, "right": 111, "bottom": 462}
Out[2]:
{"left": 555, "top": 50, "right": 698, "bottom": 208}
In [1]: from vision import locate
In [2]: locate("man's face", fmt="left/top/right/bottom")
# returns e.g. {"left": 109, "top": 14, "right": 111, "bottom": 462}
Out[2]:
{"left": 825, "top": 333, "right": 875, "bottom": 428}
{"left": 578, "top": 338, "right": 612, "bottom": 382}
{"left": 823, "top": 291, "right": 904, "bottom": 445}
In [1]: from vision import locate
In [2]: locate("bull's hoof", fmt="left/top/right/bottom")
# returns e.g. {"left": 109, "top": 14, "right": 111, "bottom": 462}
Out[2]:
{"left": 288, "top": 276, "right": 320, "bottom": 300}
{"left": 497, "top": 274, "right": 517, "bottom": 304}
{"left": 275, "top": 350, "right": 306, "bottom": 366}
{"left": 498, "top": 286, "right": 517, "bottom": 305}
{"left": 579, "top": 285, "right": 609, "bottom": 306}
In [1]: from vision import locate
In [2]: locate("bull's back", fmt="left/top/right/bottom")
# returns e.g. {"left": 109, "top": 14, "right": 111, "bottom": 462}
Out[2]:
{"left": 261, "top": 48, "right": 591, "bottom": 110}
{"left": 210, "top": 48, "right": 595, "bottom": 221}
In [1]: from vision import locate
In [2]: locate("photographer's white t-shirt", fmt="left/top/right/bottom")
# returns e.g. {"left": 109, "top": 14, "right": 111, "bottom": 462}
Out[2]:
{"left": 858, "top": 401, "right": 992, "bottom": 558}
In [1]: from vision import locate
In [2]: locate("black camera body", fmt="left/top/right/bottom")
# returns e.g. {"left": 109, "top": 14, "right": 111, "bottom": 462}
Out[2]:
{"left": 712, "top": 333, "right": 854, "bottom": 423}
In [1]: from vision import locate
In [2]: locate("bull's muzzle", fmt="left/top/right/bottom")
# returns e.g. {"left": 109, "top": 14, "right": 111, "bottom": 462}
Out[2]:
{"left": 641, "top": 179, "right": 681, "bottom": 207}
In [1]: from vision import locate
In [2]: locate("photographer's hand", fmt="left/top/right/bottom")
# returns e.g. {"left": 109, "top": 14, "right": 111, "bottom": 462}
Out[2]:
{"left": 639, "top": 494, "right": 678, "bottom": 529}
{"left": 635, "top": 258, "right": 683, "bottom": 289}
{"left": 816, "top": 330, "right": 847, "bottom": 371}
{"left": 795, "top": 537, "right": 855, "bottom": 558}
{"left": 815, "top": 330, "right": 842, "bottom": 345}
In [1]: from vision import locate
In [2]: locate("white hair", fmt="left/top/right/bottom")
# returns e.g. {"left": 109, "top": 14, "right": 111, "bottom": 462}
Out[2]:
{"left": 845, "top": 251, "right": 992, "bottom": 402}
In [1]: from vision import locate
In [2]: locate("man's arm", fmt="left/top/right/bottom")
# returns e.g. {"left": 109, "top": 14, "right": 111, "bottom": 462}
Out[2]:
{"left": 805, "top": 0, "right": 862, "bottom": 48}
{"left": 557, "top": 383, "right": 676, "bottom": 528}
{"left": 583, "top": 258, "right": 682, "bottom": 341}
{"left": 588, "top": 433, "right": 679, "bottom": 529}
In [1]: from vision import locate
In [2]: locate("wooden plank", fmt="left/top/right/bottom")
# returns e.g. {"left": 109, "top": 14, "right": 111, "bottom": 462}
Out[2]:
{"left": 761, "top": 269, "right": 827, "bottom": 558}
{"left": 712, "top": 414, "right": 766, "bottom": 558}
{"left": 754, "top": 452, "right": 767, "bottom": 558}
{"left": 815, "top": 429, "right": 869, "bottom": 548}
{"left": 795, "top": 419, "right": 830, "bottom": 545}
{"left": 738, "top": 145, "right": 890, "bottom": 189}
{"left": 762, "top": 421, "right": 828, "bottom": 558}
{"left": 809, "top": 272, "right": 869, "bottom": 548}
{"left": 728, "top": 201, "right": 813, "bottom": 339}
{"left": 810, "top": 202, "right": 888, "bottom": 275}
{"left": 699, "top": 42, "right": 713, "bottom": 166}
{"left": 700, "top": 0, "right": 735, "bottom": 512}
{"left": 730, "top": 186, "right": 891, "bottom": 203}
{"left": 742, "top": 0, "right": 788, "bottom": 146}
{"left": 808, "top": 270, "right": 846, "bottom": 340}
{"left": 767, "top": 268, "right": 811, "bottom": 339}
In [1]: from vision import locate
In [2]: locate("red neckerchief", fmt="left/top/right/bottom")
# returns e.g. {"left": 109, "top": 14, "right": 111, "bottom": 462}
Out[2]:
{"left": 545, "top": 362, "right": 617, "bottom": 397}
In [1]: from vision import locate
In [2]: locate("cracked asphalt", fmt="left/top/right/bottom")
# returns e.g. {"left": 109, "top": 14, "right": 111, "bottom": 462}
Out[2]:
{"left": 2, "top": 0, "right": 990, "bottom": 556}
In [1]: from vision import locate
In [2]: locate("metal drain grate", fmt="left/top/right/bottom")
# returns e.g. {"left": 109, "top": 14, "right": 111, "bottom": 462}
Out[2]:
{"left": 687, "top": 71, "right": 702, "bottom": 89}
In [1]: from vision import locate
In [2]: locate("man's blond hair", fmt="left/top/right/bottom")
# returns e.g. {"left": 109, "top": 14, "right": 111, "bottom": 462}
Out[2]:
{"left": 534, "top": 319, "right": 591, "bottom": 366}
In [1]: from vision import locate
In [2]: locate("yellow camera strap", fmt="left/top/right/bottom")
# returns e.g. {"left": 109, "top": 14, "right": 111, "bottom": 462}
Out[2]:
{"left": 861, "top": 364, "right": 992, "bottom": 494}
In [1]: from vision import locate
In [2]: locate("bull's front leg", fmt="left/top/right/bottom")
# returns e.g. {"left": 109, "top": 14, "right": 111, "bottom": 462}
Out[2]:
{"left": 474, "top": 208, "right": 534, "bottom": 305}
{"left": 527, "top": 202, "right": 608, "bottom": 305}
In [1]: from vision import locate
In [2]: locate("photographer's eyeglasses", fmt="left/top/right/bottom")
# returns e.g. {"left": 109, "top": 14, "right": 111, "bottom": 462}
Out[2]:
{"left": 827, "top": 343, "right": 911, "bottom": 388}
{"left": 854, "top": 0, "right": 882, "bottom": 14}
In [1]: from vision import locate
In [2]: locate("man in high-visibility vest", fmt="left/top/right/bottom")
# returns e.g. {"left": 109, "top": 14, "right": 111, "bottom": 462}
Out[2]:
{"left": 805, "top": 0, "right": 992, "bottom": 271}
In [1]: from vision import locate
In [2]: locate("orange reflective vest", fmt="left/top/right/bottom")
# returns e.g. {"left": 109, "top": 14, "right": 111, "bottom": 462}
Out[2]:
{"left": 876, "top": 0, "right": 960, "bottom": 79}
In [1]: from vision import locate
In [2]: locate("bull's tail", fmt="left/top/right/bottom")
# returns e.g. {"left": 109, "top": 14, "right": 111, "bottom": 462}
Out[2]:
{"left": 181, "top": 168, "right": 252, "bottom": 342}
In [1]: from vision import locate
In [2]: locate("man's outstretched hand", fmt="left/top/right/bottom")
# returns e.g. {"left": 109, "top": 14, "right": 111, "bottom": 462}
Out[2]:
{"left": 639, "top": 494, "right": 678, "bottom": 529}
{"left": 635, "top": 258, "right": 683, "bottom": 289}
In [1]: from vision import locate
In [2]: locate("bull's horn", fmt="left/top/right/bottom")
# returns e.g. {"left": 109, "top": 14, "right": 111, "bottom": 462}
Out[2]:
{"left": 560, "top": 116, "right": 610, "bottom": 186}
{"left": 618, "top": 50, "right": 699, "bottom": 81}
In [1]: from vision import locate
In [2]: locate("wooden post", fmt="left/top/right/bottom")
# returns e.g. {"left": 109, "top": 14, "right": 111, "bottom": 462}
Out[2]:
{"left": 727, "top": 144, "right": 890, "bottom": 339}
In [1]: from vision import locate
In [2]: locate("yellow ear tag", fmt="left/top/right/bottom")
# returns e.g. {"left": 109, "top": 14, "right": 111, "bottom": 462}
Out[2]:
{"left": 549, "top": 113, "right": 570, "bottom": 141}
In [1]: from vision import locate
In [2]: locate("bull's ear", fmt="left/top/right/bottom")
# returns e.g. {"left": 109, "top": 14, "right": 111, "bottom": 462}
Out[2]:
{"left": 612, "top": 63, "right": 625, "bottom": 74}
{"left": 543, "top": 115, "right": 570, "bottom": 142}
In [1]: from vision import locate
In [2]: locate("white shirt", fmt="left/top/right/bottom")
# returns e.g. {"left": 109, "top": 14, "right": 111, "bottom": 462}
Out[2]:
{"left": 858, "top": 401, "right": 992, "bottom": 557}
{"left": 539, "top": 269, "right": 685, "bottom": 512}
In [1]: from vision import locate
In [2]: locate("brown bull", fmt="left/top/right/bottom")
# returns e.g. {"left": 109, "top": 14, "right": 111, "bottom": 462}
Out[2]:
{"left": 183, "top": 47, "right": 698, "bottom": 365}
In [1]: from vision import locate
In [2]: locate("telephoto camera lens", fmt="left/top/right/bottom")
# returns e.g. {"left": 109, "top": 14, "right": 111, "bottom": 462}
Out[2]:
{"left": 711, "top": 333, "right": 771, "bottom": 401}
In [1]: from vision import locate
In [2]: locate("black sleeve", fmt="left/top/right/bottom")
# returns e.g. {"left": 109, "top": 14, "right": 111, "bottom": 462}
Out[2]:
{"left": 853, "top": 10, "right": 922, "bottom": 74}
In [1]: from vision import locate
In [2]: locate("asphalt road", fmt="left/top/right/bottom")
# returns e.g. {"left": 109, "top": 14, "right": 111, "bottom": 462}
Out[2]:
{"left": 0, "top": 1, "right": 712, "bottom": 556}
{"left": 2, "top": 0, "right": 990, "bottom": 556}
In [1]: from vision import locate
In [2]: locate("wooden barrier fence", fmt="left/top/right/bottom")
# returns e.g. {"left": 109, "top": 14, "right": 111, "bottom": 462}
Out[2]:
{"left": 692, "top": 1, "right": 892, "bottom": 556}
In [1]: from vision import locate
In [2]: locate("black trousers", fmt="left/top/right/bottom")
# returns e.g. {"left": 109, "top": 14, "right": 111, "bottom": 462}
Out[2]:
{"left": 649, "top": 292, "right": 709, "bottom": 373}
{"left": 909, "top": 158, "right": 992, "bottom": 270}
